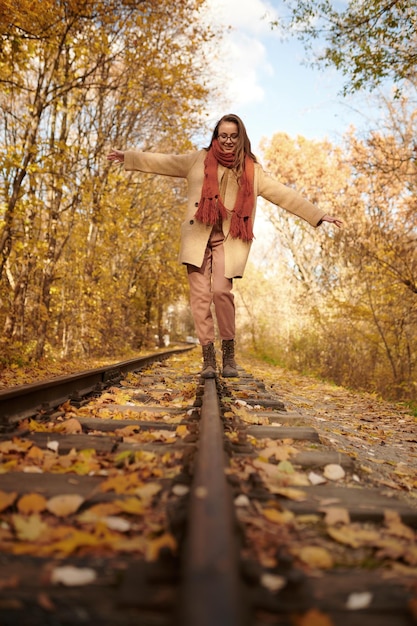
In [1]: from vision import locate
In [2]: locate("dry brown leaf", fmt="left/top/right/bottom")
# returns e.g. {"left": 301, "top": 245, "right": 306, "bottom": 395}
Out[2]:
{"left": 37, "top": 592, "right": 55, "bottom": 611}
{"left": 46, "top": 494, "right": 84, "bottom": 517}
{"left": 26, "top": 446, "right": 45, "bottom": 462}
{"left": 384, "top": 510, "right": 415, "bottom": 541}
{"left": 58, "top": 418, "right": 82, "bottom": 434}
{"left": 0, "top": 439, "right": 32, "bottom": 453}
{"left": 322, "top": 507, "right": 350, "bottom": 526}
{"left": 327, "top": 524, "right": 380, "bottom": 548}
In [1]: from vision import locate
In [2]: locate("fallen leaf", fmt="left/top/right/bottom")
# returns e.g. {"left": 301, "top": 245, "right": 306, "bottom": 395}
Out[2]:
{"left": 51, "top": 565, "right": 97, "bottom": 586}
{"left": 263, "top": 508, "right": 295, "bottom": 524}
{"left": 294, "top": 546, "right": 333, "bottom": 569}
{"left": 12, "top": 514, "right": 49, "bottom": 541}
{"left": 172, "top": 484, "right": 190, "bottom": 497}
{"left": 26, "top": 445, "right": 45, "bottom": 461}
{"left": 323, "top": 464, "right": 345, "bottom": 481}
{"left": 175, "top": 424, "right": 189, "bottom": 437}
{"left": 46, "top": 494, "right": 84, "bottom": 517}
{"left": 260, "top": 573, "right": 286, "bottom": 592}
{"left": 308, "top": 471, "right": 327, "bottom": 486}
{"left": 58, "top": 418, "right": 82, "bottom": 434}
{"left": 0, "top": 491, "right": 17, "bottom": 512}
{"left": 322, "top": 507, "right": 350, "bottom": 526}
{"left": 234, "top": 493, "right": 249, "bottom": 507}
{"left": 103, "top": 516, "right": 131, "bottom": 532}
{"left": 384, "top": 510, "right": 415, "bottom": 541}
{"left": 37, "top": 592, "right": 55, "bottom": 611}
{"left": 346, "top": 591, "right": 373, "bottom": 610}
{"left": 17, "top": 493, "right": 47, "bottom": 515}
{"left": 114, "top": 425, "right": 140, "bottom": 437}
{"left": 270, "top": 487, "right": 308, "bottom": 501}
{"left": 327, "top": 525, "right": 380, "bottom": 548}
{"left": 145, "top": 532, "right": 177, "bottom": 561}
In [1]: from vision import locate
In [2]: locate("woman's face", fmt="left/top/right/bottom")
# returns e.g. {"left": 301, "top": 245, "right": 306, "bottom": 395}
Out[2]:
{"left": 217, "top": 121, "right": 239, "bottom": 153}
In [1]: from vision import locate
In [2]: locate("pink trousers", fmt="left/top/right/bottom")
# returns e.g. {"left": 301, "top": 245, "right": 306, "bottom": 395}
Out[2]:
{"left": 187, "top": 226, "right": 235, "bottom": 346}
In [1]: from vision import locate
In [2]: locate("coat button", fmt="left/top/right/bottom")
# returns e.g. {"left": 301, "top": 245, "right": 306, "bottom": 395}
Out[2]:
{"left": 190, "top": 219, "right": 194, "bottom": 224}
{"left": 194, "top": 202, "right": 199, "bottom": 207}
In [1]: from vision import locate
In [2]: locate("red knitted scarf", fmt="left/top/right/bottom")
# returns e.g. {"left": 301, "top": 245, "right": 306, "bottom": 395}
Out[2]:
{"left": 194, "top": 139, "right": 255, "bottom": 242}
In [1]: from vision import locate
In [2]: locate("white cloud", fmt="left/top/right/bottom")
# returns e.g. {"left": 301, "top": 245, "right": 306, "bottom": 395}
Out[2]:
{"left": 202, "top": 0, "right": 279, "bottom": 109}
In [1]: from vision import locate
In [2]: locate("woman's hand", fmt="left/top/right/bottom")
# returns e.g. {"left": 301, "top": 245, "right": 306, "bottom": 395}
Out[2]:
{"left": 320, "top": 214, "right": 343, "bottom": 228}
{"left": 107, "top": 149, "right": 125, "bottom": 163}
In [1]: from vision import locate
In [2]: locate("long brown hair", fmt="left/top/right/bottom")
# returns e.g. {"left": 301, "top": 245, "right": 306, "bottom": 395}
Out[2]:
{"left": 207, "top": 113, "right": 257, "bottom": 180}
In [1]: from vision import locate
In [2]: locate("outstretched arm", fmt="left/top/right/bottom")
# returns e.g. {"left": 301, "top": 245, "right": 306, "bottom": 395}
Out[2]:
{"left": 319, "top": 214, "right": 343, "bottom": 228}
{"left": 107, "top": 149, "right": 124, "bottom": 163}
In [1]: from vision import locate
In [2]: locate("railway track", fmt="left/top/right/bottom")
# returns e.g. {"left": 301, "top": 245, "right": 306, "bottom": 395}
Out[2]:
{"left": 0, "top": 348, "right": 415, "bottom": 625}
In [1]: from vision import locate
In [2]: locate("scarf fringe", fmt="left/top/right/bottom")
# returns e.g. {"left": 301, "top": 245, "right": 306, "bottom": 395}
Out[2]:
{"left": 229, "top": 214, "right": 254, "bottom": 242}
{"left": 195, "top": 195, "right": 227, "bottom": 225}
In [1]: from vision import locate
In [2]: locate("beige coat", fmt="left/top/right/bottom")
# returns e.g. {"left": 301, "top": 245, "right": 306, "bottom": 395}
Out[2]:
{"left": 124, "top": 149, "right": 326, "bottom": 279}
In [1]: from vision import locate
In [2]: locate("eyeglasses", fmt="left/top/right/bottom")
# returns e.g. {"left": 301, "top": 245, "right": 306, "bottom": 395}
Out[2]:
{"left": 218, "top": 133, "right": 239, "bottom": 142}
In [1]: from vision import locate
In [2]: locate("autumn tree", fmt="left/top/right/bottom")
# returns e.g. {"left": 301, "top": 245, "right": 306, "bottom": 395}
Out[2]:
{"left": 252, "top": 124, "right": 416, "bottom": 400}
{"left": 0, "top": 0, "right": 218, "bottom": 361}
{"left": 273, "top": 0, "right": 417, "bottom": 94}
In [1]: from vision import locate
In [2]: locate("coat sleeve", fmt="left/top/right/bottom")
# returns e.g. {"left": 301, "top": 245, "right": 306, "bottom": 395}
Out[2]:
{"left": 256, "top": 166, "right": 326, "bottom": 227}
{"left": 124, "top": 150, "right": 200, "bottom": 178}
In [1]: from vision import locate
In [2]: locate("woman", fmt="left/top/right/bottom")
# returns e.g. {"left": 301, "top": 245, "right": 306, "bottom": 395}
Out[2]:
{"left": 107, "top": 114, "right": 342, "bottom": 378}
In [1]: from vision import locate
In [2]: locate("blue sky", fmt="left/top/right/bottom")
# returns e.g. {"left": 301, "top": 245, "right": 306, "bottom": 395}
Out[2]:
{"left": 203, "top": 0, "right": 383, "bottom": 152}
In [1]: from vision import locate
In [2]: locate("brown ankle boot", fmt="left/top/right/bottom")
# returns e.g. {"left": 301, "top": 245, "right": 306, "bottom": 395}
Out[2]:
{"left": 201, "top": 342, "right": 216, "bottom": 378}
{"left": 222, "top": 339, "right": 238, "bottom": 377}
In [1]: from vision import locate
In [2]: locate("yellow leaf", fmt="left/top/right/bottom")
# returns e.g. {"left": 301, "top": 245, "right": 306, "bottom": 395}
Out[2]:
{"left": 270, "top": 487, "right": 308, "bottom": 501}
{"left": 145, "top": 533, "right": 177, "bottom": 562}
{"left": 114, "top": 425, "right": 140, "bottom": 437}
{"left": 12, "top": 514, "right": 49, "bottom": 541}
{"left": 114, "top": 497, "right": 145, "bottom": 515}
{"left": 175, "top": 424, "right": 189, "bottom": 437}
{"left": 100, "top": 473, "right": 142, "bottom": 494}
{"left": 0, "top": 491, "right": 17, "bottom": 512}
{"left": 263, "top": 508, "right": 295, "bottom": 524}
{"left": 294, "top": 546, "right": 333, "bottom": 569}
{"left": 17, "top": 493, "right": 47, "bottom": 514}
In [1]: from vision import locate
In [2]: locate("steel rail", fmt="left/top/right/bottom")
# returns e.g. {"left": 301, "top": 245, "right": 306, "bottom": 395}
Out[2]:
{"left": 181, "top": 378, "right": 244, "bottom": 626}
{"left": 0, "top": 345, "right": 194, "bottom": 423}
